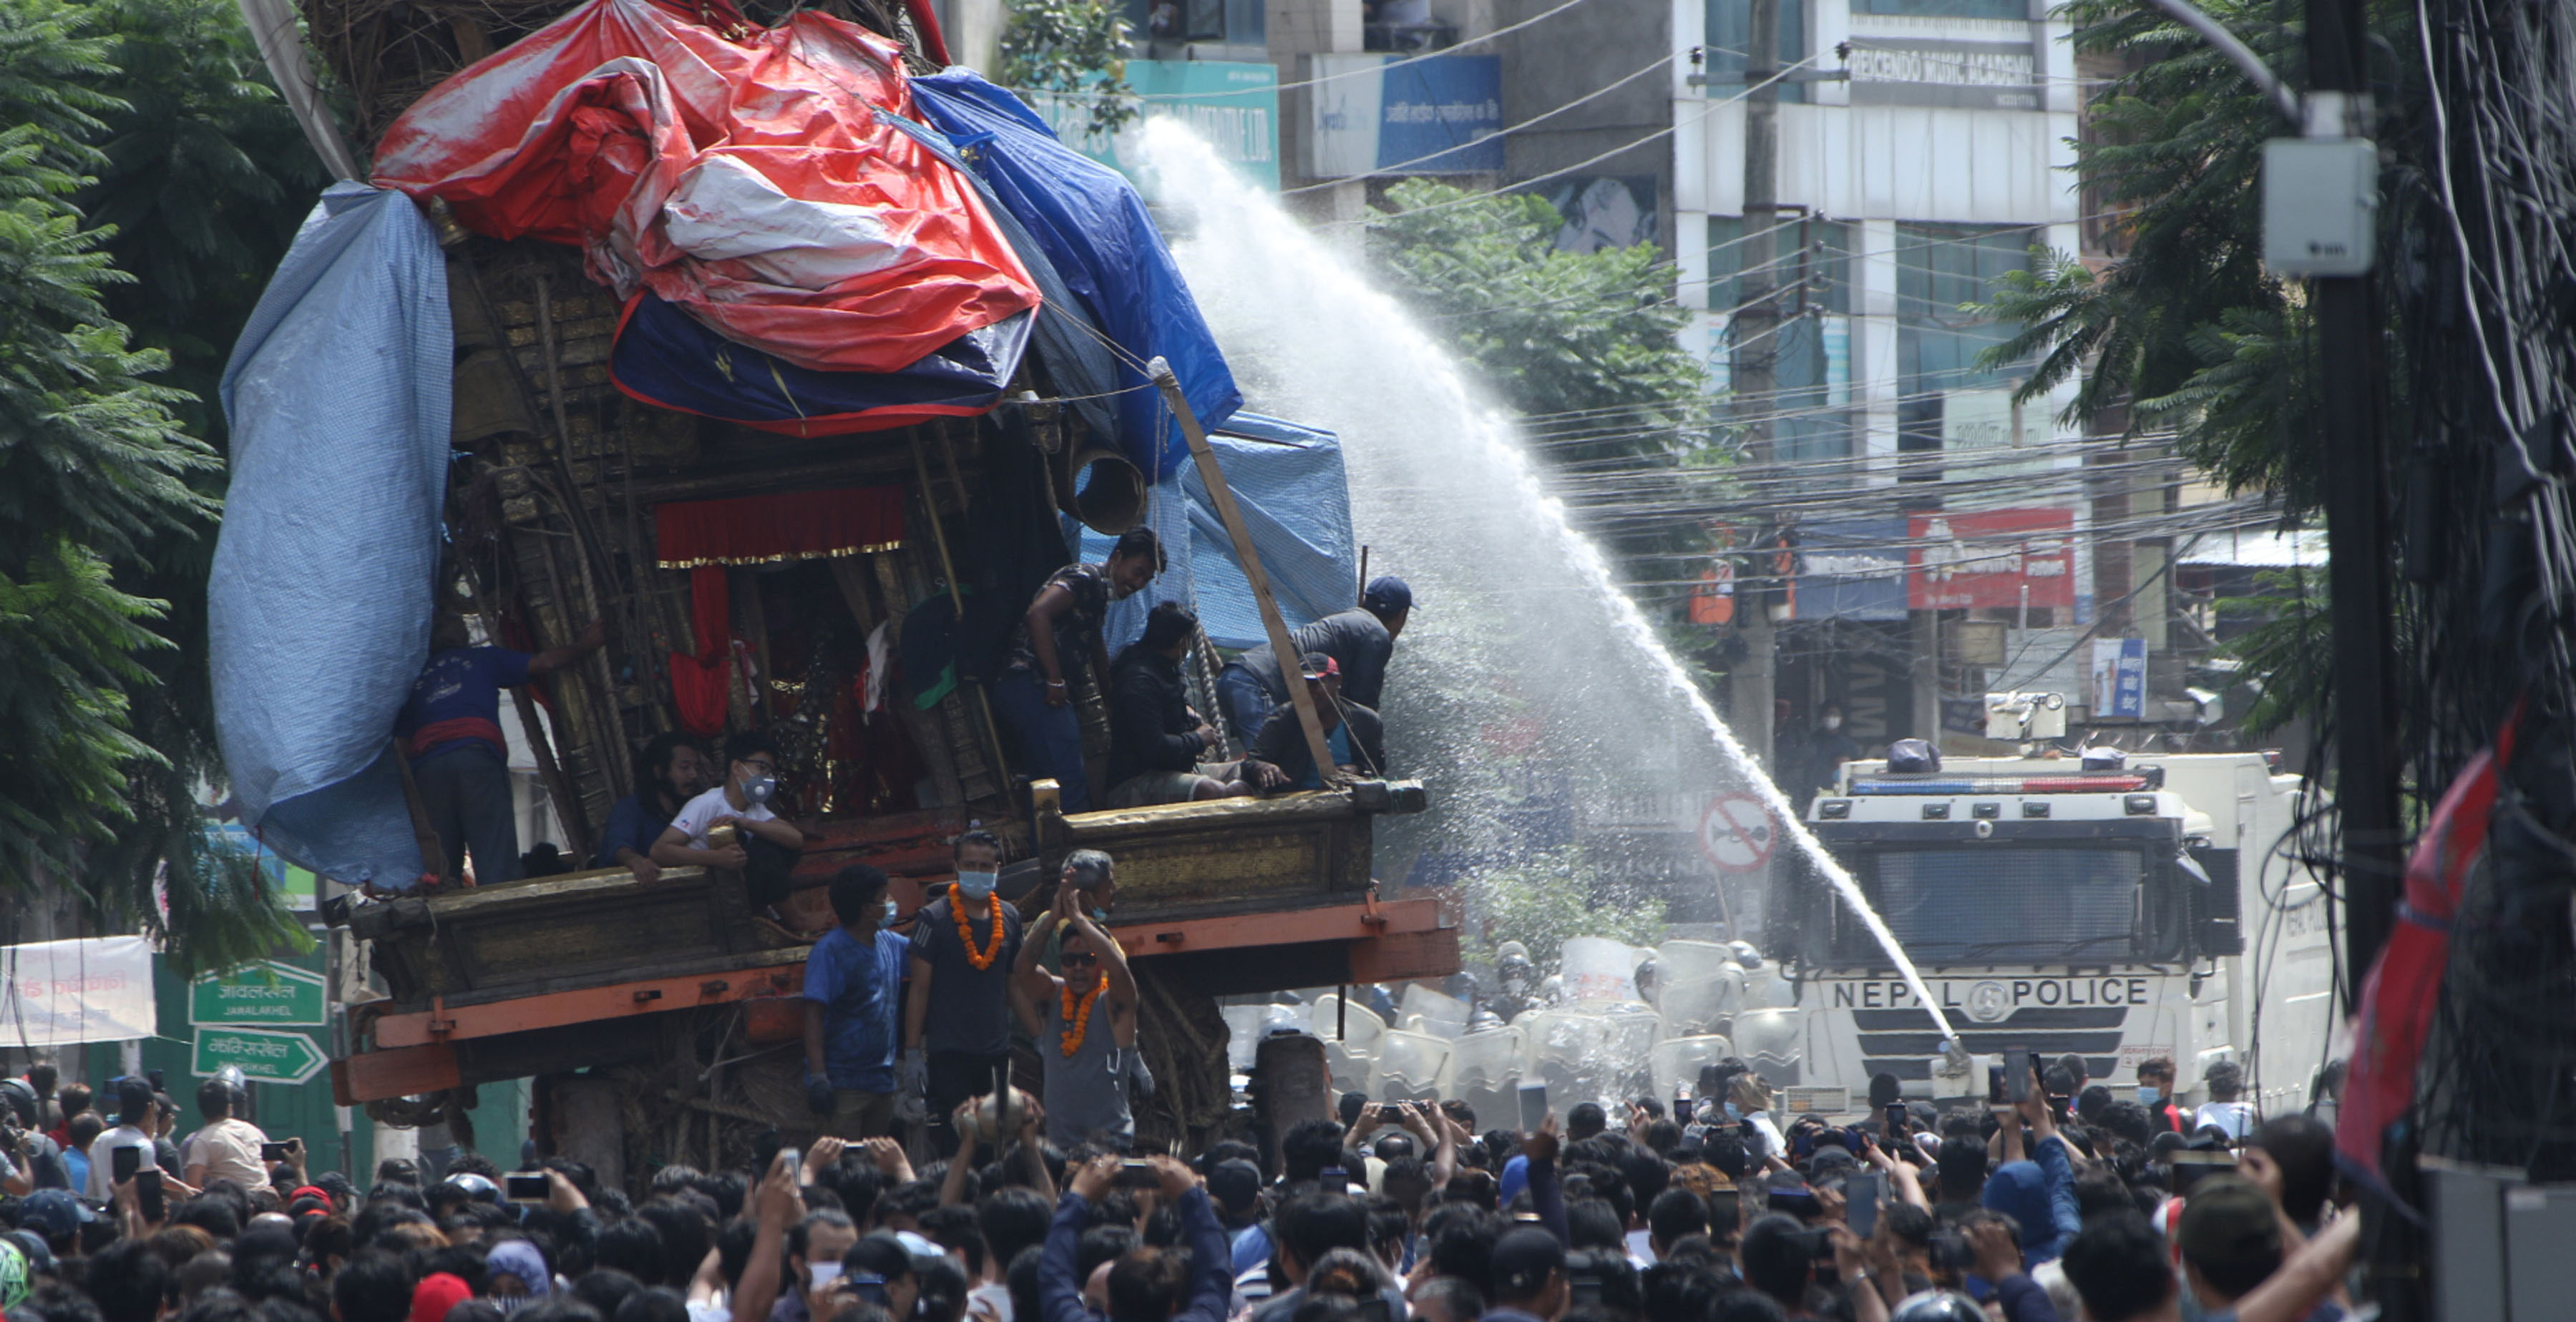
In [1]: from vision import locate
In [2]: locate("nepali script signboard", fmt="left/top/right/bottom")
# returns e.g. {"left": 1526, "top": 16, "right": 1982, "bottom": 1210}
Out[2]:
{"left": 189, "top": 961, "right": 328, "bottom": 1027}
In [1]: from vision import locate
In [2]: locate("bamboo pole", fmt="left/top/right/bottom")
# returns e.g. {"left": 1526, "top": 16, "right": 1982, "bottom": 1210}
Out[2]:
{"left": 908, "top": 430, "right": 1017, "bottom": 792}
{"left": 1147, "top": 359, "right": 1340, "bottom": 785}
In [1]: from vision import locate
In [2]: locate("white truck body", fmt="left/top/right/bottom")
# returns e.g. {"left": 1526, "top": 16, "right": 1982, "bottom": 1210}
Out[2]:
{"left": 1772, "top": 753, "right": 2336, "bottom": 1116}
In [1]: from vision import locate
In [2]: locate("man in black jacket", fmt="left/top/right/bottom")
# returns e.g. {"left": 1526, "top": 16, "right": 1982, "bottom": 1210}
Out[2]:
{"left": 1106, "top": 602, "right": 1256, "bottom": 807}
{"left": 1242, "top": 652, "right": 1385, "bottom": 793}
{"left": 1215, "top": 576, "right": 1411, "bottom": 744}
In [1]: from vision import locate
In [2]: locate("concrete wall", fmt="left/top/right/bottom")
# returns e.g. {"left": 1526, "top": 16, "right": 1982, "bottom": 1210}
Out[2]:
{"left": 1494, "top": 0, "right": 1675, "bottom": 250}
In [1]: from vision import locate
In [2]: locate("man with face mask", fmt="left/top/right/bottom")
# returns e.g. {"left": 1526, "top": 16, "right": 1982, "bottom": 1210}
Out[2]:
{"left": 1808, "top": 702, "right": 1860, "bottom": 797}
{"left": 804, "top": 865, "right": 912, "bottom": 1138}
{"left": 595, "top": 731, "right": 711, "bottom": 883}
{"left": 904, "top": 829, "right": 1025, "bottom": 1154}
{"left": 653, "top": 730, "right": 806, "bottom": 906}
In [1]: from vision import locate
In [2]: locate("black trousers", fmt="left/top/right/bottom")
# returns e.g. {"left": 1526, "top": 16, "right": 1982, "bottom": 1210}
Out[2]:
{"left": 925, "top": 1050, "right": 1011, "bottom": 1156}
{"left": 413, "top": 744, "right": 519, "bottom": 883}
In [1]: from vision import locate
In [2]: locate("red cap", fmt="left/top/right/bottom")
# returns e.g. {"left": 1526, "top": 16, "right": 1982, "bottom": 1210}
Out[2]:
{"left": 411, "top": 1272, "right": 472, "bottom": 1322}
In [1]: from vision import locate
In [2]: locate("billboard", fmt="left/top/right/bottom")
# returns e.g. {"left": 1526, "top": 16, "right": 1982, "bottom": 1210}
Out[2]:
{"left": 1032, "top": 60, "right": 1281, "bottom": 190}
{"left": 1845, "top": 39, "right": 2041, "bottom": 111}
{"left": 1307, "top": 52, "right": 1503, "bottom": 178}
{"left": 1792, "top": 516, "right": 1909, "bottom": 621}
{"left": 1908, "top": 508, "right": 2076, "bottom": 610}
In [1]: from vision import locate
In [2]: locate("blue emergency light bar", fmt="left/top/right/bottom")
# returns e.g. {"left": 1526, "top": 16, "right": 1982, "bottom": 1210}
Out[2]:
{"left": 1849, "top": 768, "right": 2164, "bottom": 795}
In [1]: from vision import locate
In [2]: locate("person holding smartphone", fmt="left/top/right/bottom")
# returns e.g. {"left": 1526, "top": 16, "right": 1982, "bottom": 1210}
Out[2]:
{"left": 83, "top": 1080, "right": 157, "bottom": 1202}
{"left": 180, "top": 1078, "right": 271, "bottom": 1189}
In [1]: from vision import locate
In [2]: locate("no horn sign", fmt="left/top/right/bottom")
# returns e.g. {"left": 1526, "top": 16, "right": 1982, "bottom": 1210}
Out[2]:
{"left": 1699, "top": 794, "right": 1778, "bottom": 873}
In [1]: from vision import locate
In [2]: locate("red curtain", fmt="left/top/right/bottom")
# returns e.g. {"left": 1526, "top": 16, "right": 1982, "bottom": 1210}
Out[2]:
{"left": 654, "top": 486, "right": 906, "bottom": 569}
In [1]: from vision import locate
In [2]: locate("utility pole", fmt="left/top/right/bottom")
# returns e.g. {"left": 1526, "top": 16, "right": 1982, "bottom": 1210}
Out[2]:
{"left": 1729, "top": 0, "right": 1782, "bottom": 776}
{"left": 2305, "top": 0, "right": 2400, "bottom": 986}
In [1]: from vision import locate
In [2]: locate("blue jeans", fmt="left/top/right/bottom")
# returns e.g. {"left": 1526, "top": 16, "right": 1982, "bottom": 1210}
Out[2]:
{"left": 994, "top": 669, "right": 1090, "bottom": 812}
{"left": 1214, "top": 662, "right": 1276, "bottom": 749}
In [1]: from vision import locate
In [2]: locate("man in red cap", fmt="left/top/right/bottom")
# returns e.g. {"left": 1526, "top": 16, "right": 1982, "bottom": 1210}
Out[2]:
{"left": 1240, "top": 652, "right": 1384, "bottom": 793}
{"left": 411, "top": 1271, "right": 473, "bottom": 1322}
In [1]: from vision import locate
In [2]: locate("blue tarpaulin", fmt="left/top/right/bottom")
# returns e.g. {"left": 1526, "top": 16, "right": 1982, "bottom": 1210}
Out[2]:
{"left": 611, "top": 291, "right": 1030, "bottom": 434}
{"left": 1079, "top": 414, "right": 1357, "bottom": 655}
{"left": 911, "top": 69, "right": 1240, "bottom": 478}
{"left": 211, "top": 184, "right": 449, "bottom": 889}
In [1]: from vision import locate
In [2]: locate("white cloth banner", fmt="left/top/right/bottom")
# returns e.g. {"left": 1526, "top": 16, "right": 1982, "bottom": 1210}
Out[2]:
{"left": 0, "top": 937, "right": 157, "bottom": 1047}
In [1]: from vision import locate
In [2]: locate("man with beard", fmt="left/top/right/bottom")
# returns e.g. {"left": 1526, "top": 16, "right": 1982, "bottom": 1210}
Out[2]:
{"left": 594, "top": 731, "right": 713, "bottom": 882}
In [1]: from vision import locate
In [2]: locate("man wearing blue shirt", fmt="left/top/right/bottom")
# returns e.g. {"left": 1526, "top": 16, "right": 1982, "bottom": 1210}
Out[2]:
{"left": 592, "top": 732, "right": 711, "bottom": 882}
{"left": 396, "top": 612, "right": 605, "bottom": 885}
{"left": 803, "top": 865, "right": 909, "bottom": 1139}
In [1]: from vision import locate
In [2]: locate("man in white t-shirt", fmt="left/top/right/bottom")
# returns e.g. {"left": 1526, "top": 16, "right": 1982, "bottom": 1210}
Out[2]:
{"left": 2192, "top": 1059, "right": 2260, "bottom": 1140}
{"left": 84, "top": 1079, "right": 159, "bottom": 1201}
{"left": 182, "top": 1077, "right": 273, "bottom": 1189}
{"left": 652, "top": 731, "right": 806, "bottom": 906}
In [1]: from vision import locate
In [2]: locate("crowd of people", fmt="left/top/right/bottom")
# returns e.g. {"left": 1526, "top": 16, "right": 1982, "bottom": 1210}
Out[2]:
{"left": 0, "top": 1038, "right": 2360, "bottom": 1322}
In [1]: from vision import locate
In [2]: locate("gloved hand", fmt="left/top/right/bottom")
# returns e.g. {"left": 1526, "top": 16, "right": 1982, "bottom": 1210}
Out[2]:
{"left": 894, "top": 1088, "right": 930, "bottom": 1125}
{"left": 1127, "top": 1050, "right": 1156, "bottom": 1101}
{"left": 900, "top": 1049, "right": 928, "bottom": 1098}
{"left": 805, "top": 1073, "right": 836, "bottom": 1117}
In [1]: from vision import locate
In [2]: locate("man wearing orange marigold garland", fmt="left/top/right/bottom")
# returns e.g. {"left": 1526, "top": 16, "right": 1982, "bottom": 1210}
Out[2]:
{"left": 904, "top": 828, "right": 1023, "bottom": 1155}
{"left": 1013, "top": 858, "right": 1139, "bottom": 1150}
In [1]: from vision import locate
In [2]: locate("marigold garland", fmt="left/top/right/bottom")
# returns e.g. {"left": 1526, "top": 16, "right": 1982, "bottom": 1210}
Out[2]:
{"left": 951, "top": 891, "right": 1006, "bottom": 970}
{"left": 1059, "top": 976, "right": 1106, "bottom": 1057}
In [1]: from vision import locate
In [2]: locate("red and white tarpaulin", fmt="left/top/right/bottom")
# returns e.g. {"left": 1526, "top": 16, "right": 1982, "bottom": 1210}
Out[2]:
{"left": 372, "top": 0, "right": 1040, "bottom": 375}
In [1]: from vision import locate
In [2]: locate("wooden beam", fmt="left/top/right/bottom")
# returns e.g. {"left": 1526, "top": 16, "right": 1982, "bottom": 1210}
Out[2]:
{"left": 333, "top": 1043, "right": 461, "bottom": 1105}
{"left": 373, "top": 954, "right": 807, "bottom": 1047}
{"left": 1149, "top": 362, "right": 1340, "bottom": 783}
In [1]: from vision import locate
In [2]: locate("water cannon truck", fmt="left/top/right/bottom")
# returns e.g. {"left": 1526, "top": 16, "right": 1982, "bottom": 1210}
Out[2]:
{"left": 1770, "top": 748, "right": 2336, "bottom": 1116}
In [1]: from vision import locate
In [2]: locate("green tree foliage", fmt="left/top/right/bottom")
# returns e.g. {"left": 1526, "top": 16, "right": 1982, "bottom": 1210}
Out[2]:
{"left": 1971, "top": 0, "right": 2339, "bottom": 514}
{"left": 1369, "top": 179, "right": 1708, "bottom": 467}
{"left": 1466, "top": 846, "right": 1668, "bottom": 971}
{"left": 1000, "top": 0, "right": 1137, "bottom": 135}
{"left": 0, "top": 0, "right": 313, "bottom": 971}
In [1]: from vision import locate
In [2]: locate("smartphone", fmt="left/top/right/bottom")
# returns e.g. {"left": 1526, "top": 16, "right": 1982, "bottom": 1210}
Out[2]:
{"left": 1885, "top": 1102, "right": 1908, "bottom": 1135}
{"left": 1568, "top": 1274, "right": 1604, "bottom": 1307}
{"left": 2004, "top": 1046, "right": 2033, "bottom": 1104}
{"left": 1930, "top": 1230, "right": 1974, "bottom": 1271}
{"left": 505, "top": 1172, "right": 550, "bottom": 1203}
{"left": 137, "top": 1168, "right": 164, "bottom": 1223}
{"left": 1986, "top": 1064, "right": 2006, "bottom": 1105}
{"left": 777, "top": 1146, "right": 801, "bottom": 1181}
{"left": 1846, "top": 1171, "right": 1882, "bottom": 1238}
{"left": 1318, "top": 1165, "right": 1349, "bottom": 1193}
{"left": 809, "top": 1262, "right": 844, "bottom": 1291}
{"left": 2168, "top": 1150, "right": 2238, "bottom": 1195}
{"left": 1673, "top": 1097, "right": 1694, "bottom": 1124}
{"left": 112, "top": 1145, "right": 141, "bottom": 1185}
{"left": 260, "top": 1141, "right": 294, "bottom": 1163}
{"left": 1516, "top": 1082, "right": 1548, "bottom": 1134}
{"left": 1118, "top": 1159, "right": 1162, "bottom": 1190}
{"left": 1766, "top": 1182, "right": 1821, "bottom": 1217}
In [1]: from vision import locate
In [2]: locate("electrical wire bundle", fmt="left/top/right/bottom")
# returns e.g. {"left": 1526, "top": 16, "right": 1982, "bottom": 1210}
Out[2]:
{"left": 2391, "top": 0, "right": 2576, "bottom": 1183}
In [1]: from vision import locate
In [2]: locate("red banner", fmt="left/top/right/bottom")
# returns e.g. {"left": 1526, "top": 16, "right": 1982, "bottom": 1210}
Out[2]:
{"left": 1907, "top": 509, "right": 2076, "bottom": 610}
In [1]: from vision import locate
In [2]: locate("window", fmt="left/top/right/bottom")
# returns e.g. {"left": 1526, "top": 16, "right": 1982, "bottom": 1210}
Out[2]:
{"left": 1853, "top": 846, "right": 2147, "bottom": 963}
{"left": 1709, "top": 217, "right": 1852, "bottom": 459}
{"left": 1893, "top": 222, "right": 2036, "bottom": 466}
{"left": 1705, "top": 0, "right": 1808, "bottom": 103}
{"left": 1853, "top": 0, "right": 2027, "bottom": 19}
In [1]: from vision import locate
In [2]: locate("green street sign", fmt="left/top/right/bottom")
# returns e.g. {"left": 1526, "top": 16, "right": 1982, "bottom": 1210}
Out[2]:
{"left": 192, "top": 1027, "right": 327, "bottom": 1085}
{"left": 190, "top": 961, "right": 326, "bottom": 1027}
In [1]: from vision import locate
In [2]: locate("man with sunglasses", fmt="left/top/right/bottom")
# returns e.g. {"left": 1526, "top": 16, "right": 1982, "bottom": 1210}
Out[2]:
{"left": 654, "top": 731, "right": 806, "bottom": 904}
{"left": 1013, "top": 890, "right": 1140, "bottom": 1150}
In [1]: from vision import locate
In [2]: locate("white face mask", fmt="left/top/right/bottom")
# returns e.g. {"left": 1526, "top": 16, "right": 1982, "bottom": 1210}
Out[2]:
{"left": 1822, "top": 715, "right": 1843, "bottom": 731}
{"left": 881, "top": 899, "right": 898, "bottom": 922}
{"left": 955, "top": 871, "right": 997, "bottom": 904}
